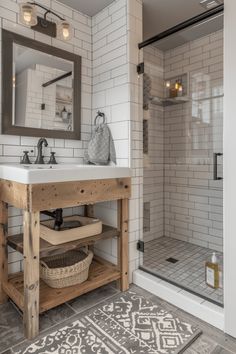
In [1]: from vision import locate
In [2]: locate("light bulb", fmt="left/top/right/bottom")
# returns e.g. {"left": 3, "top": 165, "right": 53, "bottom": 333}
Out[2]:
{"left": 166, "top": 81, "right": 170, "bottom": 88}
{"left": 23, "top": 10, "right": 32, "bottom": 24}
{"left": 62, "top": 27, "right": 69, "bottom": 39}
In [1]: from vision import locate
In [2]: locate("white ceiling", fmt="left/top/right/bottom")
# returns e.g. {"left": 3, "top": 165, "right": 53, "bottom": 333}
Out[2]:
{"left": 57, "top": 0, "right": 114, "bottom": 16}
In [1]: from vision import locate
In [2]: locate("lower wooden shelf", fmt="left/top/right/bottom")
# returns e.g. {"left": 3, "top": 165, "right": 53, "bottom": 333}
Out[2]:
{"left": 7, "top": 224, "right": 119, "bottom": 258}
{"left": 3, "top": 256, "right": 120, "bottom": 313}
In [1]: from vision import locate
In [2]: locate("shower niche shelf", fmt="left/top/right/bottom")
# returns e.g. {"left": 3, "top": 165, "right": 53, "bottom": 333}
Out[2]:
{"left": 150, "top": 95, "right": 190, "bottom": 107}
{"left": 146, "top": 72, "right": 190, "bottom": 107}
{"left": 150, "top": 94, "right": 223, "bottom": 107}
{"left": 161, "top": 72, "right": 189, "bottom": 106}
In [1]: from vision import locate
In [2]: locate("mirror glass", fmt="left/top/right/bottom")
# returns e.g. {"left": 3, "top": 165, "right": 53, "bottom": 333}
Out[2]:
{"left": 13, "top": 43, "right": 74, "bottom": 132}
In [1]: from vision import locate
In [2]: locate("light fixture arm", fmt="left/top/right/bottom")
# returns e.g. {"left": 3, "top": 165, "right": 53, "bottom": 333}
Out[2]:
{"left": 27, "top": 1, "right": 65, "bottom": 21}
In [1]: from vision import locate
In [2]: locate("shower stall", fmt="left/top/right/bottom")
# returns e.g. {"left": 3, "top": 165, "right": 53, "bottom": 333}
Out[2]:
{"left": 139, "top": 4, "right": 224, "bottom": 307}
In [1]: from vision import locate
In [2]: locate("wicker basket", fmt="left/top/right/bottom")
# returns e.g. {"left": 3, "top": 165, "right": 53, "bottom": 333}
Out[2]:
{"left": 40, "top": 249, "right": 93, "bottom": 288}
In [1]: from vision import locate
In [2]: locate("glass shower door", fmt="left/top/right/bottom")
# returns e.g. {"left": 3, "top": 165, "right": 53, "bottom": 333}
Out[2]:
{"left": 140, "top": 16, "right": 224, "bottom": 306}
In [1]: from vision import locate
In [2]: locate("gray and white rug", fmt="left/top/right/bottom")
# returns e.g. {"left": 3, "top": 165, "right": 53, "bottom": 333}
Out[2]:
{"left": 15, "top": 290, "right": 202, "bottom": 354}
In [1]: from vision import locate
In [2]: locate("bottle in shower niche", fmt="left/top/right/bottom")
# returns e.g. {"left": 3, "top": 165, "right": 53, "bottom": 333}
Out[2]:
{"left": 177, "top": 80, "right": 183, "bottom": 97}
{"left": 61, "top": 106, "right": 68, "bottom": 120}
{"left": 205, "top": 252, "right": 221, "bottom": 289}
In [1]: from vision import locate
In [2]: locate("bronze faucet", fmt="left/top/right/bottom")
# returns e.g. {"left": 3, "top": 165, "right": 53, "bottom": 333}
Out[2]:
{"left": 35, "top": 138, "right": 48, "bottom": 164}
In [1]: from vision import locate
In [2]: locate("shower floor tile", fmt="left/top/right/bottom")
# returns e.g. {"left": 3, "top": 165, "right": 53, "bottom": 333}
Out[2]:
{"left": 142, "top": 236, "right": 223, "bottom": 306}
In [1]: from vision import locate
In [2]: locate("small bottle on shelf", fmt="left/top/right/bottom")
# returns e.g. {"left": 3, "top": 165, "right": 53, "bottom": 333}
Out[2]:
{"left": 169, "top": 81, "right": 178, "bottom": 98}
{"left": 175, "top": 80, "right": 179, "bottom": 91}
{"left": 177, "top": 80, "right": 183, "bottom": 97}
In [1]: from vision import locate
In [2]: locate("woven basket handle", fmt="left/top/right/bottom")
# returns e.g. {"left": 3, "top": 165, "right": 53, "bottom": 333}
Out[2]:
{"left": 40, "top": 260, "right": 49, "bottom": 268}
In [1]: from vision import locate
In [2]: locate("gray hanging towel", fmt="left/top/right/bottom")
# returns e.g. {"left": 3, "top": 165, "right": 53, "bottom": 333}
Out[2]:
{"left": 85, "top": 112, "right": 116, "bottom": 165}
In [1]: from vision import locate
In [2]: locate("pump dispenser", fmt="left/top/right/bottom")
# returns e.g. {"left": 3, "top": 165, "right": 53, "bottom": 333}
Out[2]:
{"left": 205, "top": 252, "right": 221, "bottom": 289}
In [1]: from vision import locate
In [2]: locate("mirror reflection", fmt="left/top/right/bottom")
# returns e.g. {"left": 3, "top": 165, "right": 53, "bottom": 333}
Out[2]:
{"left": 13, "top": 43, "right": 74, "bottom": 131}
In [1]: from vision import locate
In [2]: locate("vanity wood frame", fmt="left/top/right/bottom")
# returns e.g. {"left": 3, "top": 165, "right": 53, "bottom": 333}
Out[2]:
{"left": 0, "top": 177, "right": 131, "bottom": 339}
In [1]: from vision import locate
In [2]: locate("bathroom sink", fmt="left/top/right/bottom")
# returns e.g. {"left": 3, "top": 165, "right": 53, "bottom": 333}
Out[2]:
{"left": 0, "top": 164, "right": 131, "bottom": 184}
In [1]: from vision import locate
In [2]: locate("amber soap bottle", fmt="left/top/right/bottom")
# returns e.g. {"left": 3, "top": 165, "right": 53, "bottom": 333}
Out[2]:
{"left": 205, "top": 252, "right": 220, "bottom": 289}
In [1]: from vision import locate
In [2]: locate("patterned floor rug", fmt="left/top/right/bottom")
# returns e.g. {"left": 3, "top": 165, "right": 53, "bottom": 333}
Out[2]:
{"left": 15, "top": 290, "right": 202, "bottom": 354}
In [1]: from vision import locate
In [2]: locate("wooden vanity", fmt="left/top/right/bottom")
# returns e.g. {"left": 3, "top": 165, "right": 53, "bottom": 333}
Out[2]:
{"left": 0, "top": 176, "right": 131, "bottom": 339}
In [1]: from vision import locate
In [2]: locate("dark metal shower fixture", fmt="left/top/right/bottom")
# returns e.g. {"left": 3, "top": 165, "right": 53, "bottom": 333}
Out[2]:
{"left": 138, "top": 4, "right": 224, "bottom": 49}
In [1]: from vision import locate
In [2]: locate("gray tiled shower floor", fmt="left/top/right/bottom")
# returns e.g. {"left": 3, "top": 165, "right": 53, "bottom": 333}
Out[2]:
{"left": 142, "top": 236, "right": 223, "bottom": 306}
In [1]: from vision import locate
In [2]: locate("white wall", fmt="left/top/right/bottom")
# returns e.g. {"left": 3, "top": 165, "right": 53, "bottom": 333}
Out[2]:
{"left": 224, "top": 0, "right": 236, "bottom": 338}
{"left": 0, "top": 0, "right": 93, "bottom": 273}
{"left": 0, "top": 0, "right": 143, "bottom": 281}
{"left": 92, "top": 0, "right": 130, "bottom": 166}
{"left": 0, "top": 0, "right": 92, "bottom": 163}
{"left": 92, "top": 0, "right": 143, "bottom": 281}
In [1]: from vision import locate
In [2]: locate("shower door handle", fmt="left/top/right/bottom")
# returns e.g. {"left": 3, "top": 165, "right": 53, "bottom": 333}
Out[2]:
{"left": 213, "top": 153, "right": 223, "bottom": 180}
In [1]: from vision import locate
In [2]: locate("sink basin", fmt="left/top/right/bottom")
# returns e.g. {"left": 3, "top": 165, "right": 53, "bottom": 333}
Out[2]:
{"left": 0, "top": 164, "right": 131, "bottom": 184}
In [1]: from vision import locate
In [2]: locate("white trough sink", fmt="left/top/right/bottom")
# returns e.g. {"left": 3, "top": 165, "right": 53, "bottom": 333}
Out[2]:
{"left": 0, "top": 164, "right": 131, "bottom": 184}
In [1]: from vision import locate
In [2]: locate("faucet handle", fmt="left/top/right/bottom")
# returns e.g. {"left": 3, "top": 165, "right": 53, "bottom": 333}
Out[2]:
{"left": 20, "top": 151, "right": 31, "bottom": 164}
{"left": 48, "top": 152, "right": 57, "bottom": 164}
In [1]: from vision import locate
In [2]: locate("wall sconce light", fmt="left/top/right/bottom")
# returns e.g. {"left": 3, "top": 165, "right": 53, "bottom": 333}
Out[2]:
{"left": 19, "top": 3, "right": 38, "bottom": 26}
{"left": 57, "top": 21, "right": 73, "bottom": 41}
{"left": 19, "top": 2, "right": 73, "bottom": 41}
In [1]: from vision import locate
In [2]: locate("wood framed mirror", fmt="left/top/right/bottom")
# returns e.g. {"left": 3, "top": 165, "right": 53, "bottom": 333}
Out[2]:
{"left": 2, "top": 29, "right": 81, "bottom": 140}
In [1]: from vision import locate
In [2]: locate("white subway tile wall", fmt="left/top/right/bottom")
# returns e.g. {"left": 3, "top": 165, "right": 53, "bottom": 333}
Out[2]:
{"left": 16, "top": 64, "right": 73, "bottom": 130}
{"left": 93, "top": 0, "right": 143, "bottom": 281}
{"left": 0, "top": 0, "right": 144, "bottom": 280}
{"left": 143, "top": 30, "right": 223, "bottom": 252}
{"left": 0, "top": 1, "right": 92, "bottom": 159}
{"left": 0, "top": 0, "right": 93, "bottom": 273}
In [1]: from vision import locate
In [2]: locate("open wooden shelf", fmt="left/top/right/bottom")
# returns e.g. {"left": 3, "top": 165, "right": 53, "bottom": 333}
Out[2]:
{"left": 7, "top": 224, "right": 119, "bottom": 258}
{"left": 3, "top": 256, "right": 120, "bottom": 313}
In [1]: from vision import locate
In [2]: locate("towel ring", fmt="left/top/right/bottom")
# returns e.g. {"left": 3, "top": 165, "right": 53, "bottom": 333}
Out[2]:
{"left": 94, "top": 111, "right": 106, "bottom": 125}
